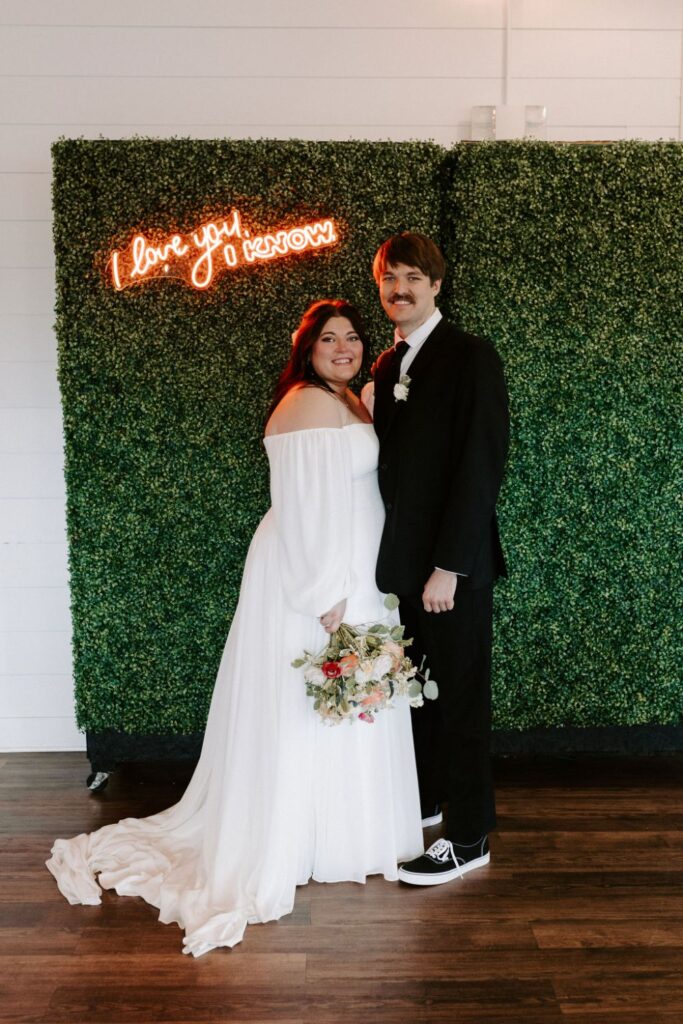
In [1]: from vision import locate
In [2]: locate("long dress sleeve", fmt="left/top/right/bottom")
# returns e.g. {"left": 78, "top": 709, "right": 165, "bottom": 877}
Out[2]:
{"left": 266, "top": 427, "right": 355, "bottom": 617}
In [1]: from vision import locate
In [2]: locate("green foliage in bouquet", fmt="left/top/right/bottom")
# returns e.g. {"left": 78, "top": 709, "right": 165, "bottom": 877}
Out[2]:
{"left": 53, "top": 138, "right": 445, "bottom": 734}
{"left": 443, "top": 141, "right": 682, "bottom": 728}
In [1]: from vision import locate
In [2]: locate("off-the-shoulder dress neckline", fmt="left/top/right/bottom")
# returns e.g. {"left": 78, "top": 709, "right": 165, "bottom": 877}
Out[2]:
{"left": 263, "top": 422, "right": 374, "bottom": 443}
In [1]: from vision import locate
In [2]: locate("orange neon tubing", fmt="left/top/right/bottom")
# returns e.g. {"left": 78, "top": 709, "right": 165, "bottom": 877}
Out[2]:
{"left": 108, "top": 214, "right": 338, "bottom": 290}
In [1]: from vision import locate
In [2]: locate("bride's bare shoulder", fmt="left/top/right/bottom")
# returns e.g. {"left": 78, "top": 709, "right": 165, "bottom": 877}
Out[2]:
{"left": 265, "top": 385, "right": 344, "bottom": 436}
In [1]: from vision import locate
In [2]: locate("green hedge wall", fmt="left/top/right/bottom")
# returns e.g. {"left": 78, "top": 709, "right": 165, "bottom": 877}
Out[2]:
{"left": 445, "top": 141, "right": 682, "bottom": 727}
{"left": 54, "top": 139, "right": 445, "bottom": 734}
{"left": 54, "top": 139, "right": 682, "bottom": 736}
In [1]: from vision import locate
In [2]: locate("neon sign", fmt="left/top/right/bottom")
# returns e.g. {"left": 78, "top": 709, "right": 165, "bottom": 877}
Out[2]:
{"left": 108, "top": 211, "right": 338, "bottom": 291}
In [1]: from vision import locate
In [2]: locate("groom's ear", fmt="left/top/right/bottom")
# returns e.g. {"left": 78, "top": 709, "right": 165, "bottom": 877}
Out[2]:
{"left": 432, "top": 279, "right": 442, "bottom": 297}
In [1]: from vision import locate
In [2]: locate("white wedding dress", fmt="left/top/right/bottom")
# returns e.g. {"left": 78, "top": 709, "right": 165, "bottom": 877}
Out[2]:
{"left": 47, "top": 423, "right": 423, "bottom": 955}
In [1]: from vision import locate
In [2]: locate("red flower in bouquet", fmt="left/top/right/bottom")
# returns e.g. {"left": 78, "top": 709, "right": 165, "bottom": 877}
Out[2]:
{"left": 322, "top": 661, "right": 342, "bottom": 678}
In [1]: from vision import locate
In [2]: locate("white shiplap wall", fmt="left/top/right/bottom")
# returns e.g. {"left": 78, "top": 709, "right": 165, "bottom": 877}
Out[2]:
{"left": 0, "top": 0, "right": 681, "bottom": 751}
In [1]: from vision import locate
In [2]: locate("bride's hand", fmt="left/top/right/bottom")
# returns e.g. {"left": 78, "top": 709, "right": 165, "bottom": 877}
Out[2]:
{"left": 320, "top": 599, "right": 346, "bottom": 634}
{"left": 360, "top": 381, "right": 375, "bottom": 419}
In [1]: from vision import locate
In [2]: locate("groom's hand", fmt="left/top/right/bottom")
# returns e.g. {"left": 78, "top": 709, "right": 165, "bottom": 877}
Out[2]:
{"left": 422, "top": 569, "right": 457, "bottom": 613}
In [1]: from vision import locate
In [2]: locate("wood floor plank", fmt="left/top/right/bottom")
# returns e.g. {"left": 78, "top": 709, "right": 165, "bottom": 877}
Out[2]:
{"left": 533, "top": 918, "right": 683, "bottom": 948}
{"left": 558, "top": 1015, "right": 678, "bottom": 1023}
{"left": 309, "top": 885, "right": 683, "bottom": 926}
{"left": 495, "top": 830, "right": 683, "bottom": 870}
{"left": 554, "top": 969, "right": 683, "bottom": 1013}
{"left": 239, "top": 920, "right": 537, "bottom": 954}
{"left": 46, "top": 988, "right": 307, "bottom": 1024}
{"left": 2, "top": 951, "right": 308, "bottom": 984}
{"left": 305, "top": 948, "right": 682, "bottom": 984}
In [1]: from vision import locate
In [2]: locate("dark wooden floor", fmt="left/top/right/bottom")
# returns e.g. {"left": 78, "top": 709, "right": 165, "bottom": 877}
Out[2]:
{"left": 1, "top": 752, "right": 682, "bottom": 1024}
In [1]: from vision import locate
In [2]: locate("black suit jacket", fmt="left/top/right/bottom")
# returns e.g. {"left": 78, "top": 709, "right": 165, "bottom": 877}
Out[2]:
{"left": 373, "top": 316, "right": 509, "bottom": 594}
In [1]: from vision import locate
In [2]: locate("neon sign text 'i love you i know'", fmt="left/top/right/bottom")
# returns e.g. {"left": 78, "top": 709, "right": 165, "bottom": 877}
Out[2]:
{"left": 109, "top": 211, "right": 339, "bottom": 291}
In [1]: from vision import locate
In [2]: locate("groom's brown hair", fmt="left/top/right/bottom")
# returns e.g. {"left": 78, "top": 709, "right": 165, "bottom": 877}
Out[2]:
{"left": 373, "top": 232, "right": 446, "bottom": 285}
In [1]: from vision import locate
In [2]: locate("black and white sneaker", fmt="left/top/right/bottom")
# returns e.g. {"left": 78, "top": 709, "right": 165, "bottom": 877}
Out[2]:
{"left": 398, "top": 836, "right": 490, "bottom": 886}
{"left": 421, "top": 804, "right": 443, "bottom": 827}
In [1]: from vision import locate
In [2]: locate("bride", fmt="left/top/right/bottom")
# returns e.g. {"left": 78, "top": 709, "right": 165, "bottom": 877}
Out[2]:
{"left": 47, "top": 299, "right": 424, "bottom": 956}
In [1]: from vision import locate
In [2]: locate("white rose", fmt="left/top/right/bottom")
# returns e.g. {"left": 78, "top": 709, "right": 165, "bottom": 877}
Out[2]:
{"left": 304, "top": 666, "right": 326, "bottom": 685}
{"left": 393, "top": 382, "right": 409, "bottom": 402}
{"left": 372, "top": 654, "right": 393, "bottom": 681}
{"left": 355, "top": 659, "right": 375, "bottom": 684}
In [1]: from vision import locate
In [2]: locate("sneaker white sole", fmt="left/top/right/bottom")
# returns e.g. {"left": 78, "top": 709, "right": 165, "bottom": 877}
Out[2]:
{"left": 398, "top": 851, "right": 490, "bottom": 886}
{"left": 421, "top": 811, "right": 443, "bottom": 827}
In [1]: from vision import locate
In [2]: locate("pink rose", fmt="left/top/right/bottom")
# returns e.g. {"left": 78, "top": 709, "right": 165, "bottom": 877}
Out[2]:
{"left": 361, "top": 691, "right": 384, "bottom": 707}
{"left": 339, "top": 654, "right": 359, "bottom": 677}
{"left": 380, "top": 640, "right": 404, "bottom": 670}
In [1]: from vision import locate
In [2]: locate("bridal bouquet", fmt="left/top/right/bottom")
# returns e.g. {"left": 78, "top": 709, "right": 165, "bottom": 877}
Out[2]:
{"left": 292, "top": 595, "right": 438, "bottom": 725}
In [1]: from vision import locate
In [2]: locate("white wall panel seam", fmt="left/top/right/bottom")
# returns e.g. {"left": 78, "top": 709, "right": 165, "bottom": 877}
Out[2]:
{"left": 3, "top": 27, "right": 680, "bottom": 33}
{"left": 1, "top": 73, "right": 505, "bottom": 78}
{"left": 0, "top": 25, "right": 505, "bottom": 31}
{"left": 0, "top": 75, "right": 680, "bottom": 81}
{"left": 679, "top": 9, "right": 683, "bottom": 139}
{"left": 0, "top": 123, "right": 477, "bottom": 127}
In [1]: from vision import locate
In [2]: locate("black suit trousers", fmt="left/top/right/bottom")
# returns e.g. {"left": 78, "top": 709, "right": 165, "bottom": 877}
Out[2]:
{"left": 399, "top": 585, "right": 496, "bottom": 843}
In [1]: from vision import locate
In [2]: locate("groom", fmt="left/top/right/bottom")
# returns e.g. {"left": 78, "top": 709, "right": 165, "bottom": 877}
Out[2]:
{"left": 370, "top": 232, "right": 509, "bottom": 885}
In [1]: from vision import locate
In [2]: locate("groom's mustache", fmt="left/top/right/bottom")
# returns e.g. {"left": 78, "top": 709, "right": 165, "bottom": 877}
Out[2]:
{"left": 389, "top": 293, "right": 415, "bottom": 304}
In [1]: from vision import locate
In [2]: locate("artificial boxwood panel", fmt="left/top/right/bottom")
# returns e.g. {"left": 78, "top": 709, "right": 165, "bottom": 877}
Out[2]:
{"left": 55, "top": 138, "right": 682, "bottom": 737}
{"left": 54, "top": 138, "right": 445, "bottom": 734}
{"left": 444, "top": 141, "right": 682, "bottom": 727}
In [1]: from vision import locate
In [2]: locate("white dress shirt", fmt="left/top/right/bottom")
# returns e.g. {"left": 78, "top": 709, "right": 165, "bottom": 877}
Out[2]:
{"left": 361, "top": 307, "right": 444, "bottom": 417}
{"left": 396, "top": 307, "right": 443, "bottom": 375}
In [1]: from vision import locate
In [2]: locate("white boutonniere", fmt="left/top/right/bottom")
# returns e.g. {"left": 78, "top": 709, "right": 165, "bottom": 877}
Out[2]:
{"left": 393, "top": 374, "right": 411, "bottom": 402}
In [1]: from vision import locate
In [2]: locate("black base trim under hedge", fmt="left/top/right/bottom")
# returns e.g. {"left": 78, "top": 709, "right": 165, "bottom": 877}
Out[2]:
{"left": 491, "top": 725, "right": 683, "bottom": 755}
{"left": 86, "top": 725, "right": 683, "bottom": 772}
